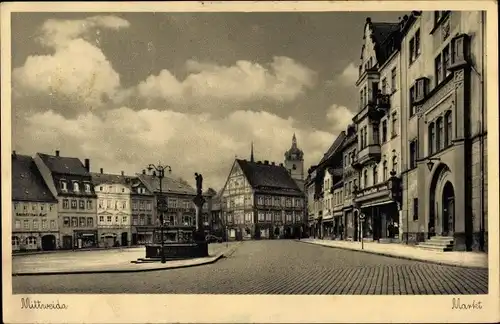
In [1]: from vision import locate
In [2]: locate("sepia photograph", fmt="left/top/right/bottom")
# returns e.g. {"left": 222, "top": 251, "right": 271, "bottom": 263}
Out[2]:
{"left": 2, "top": 1, "right": 498, "bottom": 323}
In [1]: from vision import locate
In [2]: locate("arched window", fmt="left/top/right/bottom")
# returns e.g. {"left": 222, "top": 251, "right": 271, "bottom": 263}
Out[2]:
{"left": 73, "top": 182, "right": 80, "bottom": 192}
{"left": 428, "top": 122, "right": 435, "bottom": 155}
{"left": 444, "top": 110, "right": 452, "bottom": 147}
{"left": 363, "top": 170, "right": 368, "bottom": 188}
{"left": 383, "top": 161, "right": 388, "bottom": 181}
{"left": 12, "top": 236, "right": 20, "bottom": 249}
{"left": 436, "top": 117, "right": 443, "bottom": 151}
{"left": 373, "top": 165, "right": 378, "bottom": 184}
{"left": 392, "top": 156, "right": 398, "bottom": 173}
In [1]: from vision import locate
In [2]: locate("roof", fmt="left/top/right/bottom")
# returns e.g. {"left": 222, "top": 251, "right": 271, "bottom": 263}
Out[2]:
{"left": 37, "top": 153, "right": 89, "bottom": 176}
{"left": 12, "top": 154, "right": 58, "bottom": 202}
{"left": 236, "top": 159, "right": 301, "bottom": 192}
{"left": 318, "top": 132, "right": 347, "bottom": 165}
{"left": 90, "top": 172, "right": 135, "bottom": 186}
{"left": 137, "top": 174, "right": 196, "bottom": 195}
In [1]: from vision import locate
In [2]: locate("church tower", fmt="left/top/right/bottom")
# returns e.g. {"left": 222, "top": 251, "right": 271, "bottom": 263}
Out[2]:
{"left": 284, "top": 133, "right": 304, "bottom": 182}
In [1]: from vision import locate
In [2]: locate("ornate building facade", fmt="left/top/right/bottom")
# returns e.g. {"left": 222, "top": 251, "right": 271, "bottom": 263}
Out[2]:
{"left": 91, "top": 169, "right": 133, "bottom": 247}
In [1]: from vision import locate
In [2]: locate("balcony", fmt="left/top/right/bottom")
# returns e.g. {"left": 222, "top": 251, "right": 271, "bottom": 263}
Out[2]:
{"left": 356, "top": 144, "right": 381, "bottom": 167}
{"left": 367, "top": 92, "right": 391, "bottom": 121}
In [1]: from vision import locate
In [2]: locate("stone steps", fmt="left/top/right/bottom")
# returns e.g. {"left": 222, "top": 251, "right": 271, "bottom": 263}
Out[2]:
{"left": 417, "top": 236, "right": 454, "bottom": 252}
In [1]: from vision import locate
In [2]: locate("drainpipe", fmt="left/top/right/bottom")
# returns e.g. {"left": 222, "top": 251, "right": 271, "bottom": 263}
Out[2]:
{"left": 479, "top": 11, "right": 486, "bottom": 251}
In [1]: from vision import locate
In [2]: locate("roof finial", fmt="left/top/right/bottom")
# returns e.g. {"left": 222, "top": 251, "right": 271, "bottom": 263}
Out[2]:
{"left": 292, "top": 133, "right": 297, "bottom": 147}
{"left": 250, "top": 141, "right": 255, "bottom": 162}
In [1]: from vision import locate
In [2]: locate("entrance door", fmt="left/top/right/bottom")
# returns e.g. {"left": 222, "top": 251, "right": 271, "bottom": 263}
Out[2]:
{"left": 442, "top": 182, "right": 455, "bottom": 236}
{"left": 41, "top": 235, "right": 56, "bottom": 251}
{"left": 121, "top": 232, "right": 128, "bottom": 246}
{"left": 62, "top": 235, "right": 72, "bottom": 250}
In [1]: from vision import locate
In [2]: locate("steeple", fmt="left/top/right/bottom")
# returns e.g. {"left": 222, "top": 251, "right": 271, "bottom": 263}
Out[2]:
{"left": 250, "top": 142, "right": 255, "bottom": 162}
{"left": 292, "top": 133, "right": 297, "bottom": 148}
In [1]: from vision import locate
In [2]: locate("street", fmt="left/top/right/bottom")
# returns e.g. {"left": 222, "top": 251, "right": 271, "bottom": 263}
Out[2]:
{"left": 12, "top": 240, "right": 488, "bottom": 294}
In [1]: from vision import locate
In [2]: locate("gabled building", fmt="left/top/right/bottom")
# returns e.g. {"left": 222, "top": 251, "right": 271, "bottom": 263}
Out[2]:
{"left": 220, "top": 158, "right": 305, "bottom": 240}
{"left": 34, "top": 150, "right": 98, "bottom": 249}
{"left": 91, "top": 168, "right": 133, "bottom": 247}
{"left": 129, "top": 174, "right": 155, "bottom": 245}
{"left": 12, "top": 152, "right": 58, "bottom": 251}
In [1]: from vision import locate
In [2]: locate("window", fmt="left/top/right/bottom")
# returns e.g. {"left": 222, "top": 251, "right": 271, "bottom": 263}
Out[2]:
{"left": 79, "top": 217, "right": 86, "bottom": 227}
{"left": 139, "top": 201, "right": 145, "bottom": 210}
{"left": 373, "top": 124, "right": 379, "bottom": 144}
{"left": 115, "top": 216, "right": 119, "bottom": 222}
{"left": 258, "top": 212, "right": 265, "bottom": 221}
{"left": 415, "top": 29, "right": 421, "bottom": 57}
{"left": 115, "top": 201, "right": 119, "bottom": 210}
{"left": 409, "top": 30, "right": 421, "bottom": 63}
{"left": 363, "top": 126, "right": 368, "bottom": 148}
{"left": 132, "top": 216, "right": 138, "bottom": 225}
{"left": 61, "top": 180, "right": 67, "bottom": 191}
{"left": 84, "top": 183, "right": 91, "bottom": 193}
{"left": 344, "top": 184, "right": 348, "bottom": 196}
{"left": 436, "top": 117, "right": 443, "bottom": 151}
{"left": 392, "top": 156, "right": 398, "bottom": 173}
{"left": 79, "top": 200, "right": 85, "bottom": 209}
{"left": 391, "top": 67, "right": 397, "bottom": 92}
{"left": 409, "top": 86, "right": 416, "bottom": 117}
{"left": 409, "top": 140, "right": 418, "bottom": 169}
{"left": 413, "top": 198, "right": 419, "bottom": 221}
{"left": 64, "top": 217, "right": 70, "bottom": 227}
{"left": 383, "top": 161, "right": 388, "bottom": 181}
{"left": 71, "top": 200, "right": 77, "bottom": 209}
{"left": 381, "top": 78, "right": 387, "bottom": 94}
{"left": 435, "top": 55, "right": 443, "bottom": 86}
{"left": 33, "top": 220, "right": 39, "bottom": 229}
{"left": 122, "top": 188, "right": 125, "bottom": 193}
{"left": 360, "top": 129, "right": 364, "bottom": 148}
{"left": 146, "top": 202, "right": 152, "bottom": 210}
{"left": 363, "top": 170, "right": 368, "bottom": 188}
{"left": 50, "top": 220, "right": 56, "bottom": 229}
{"left": 15, "top": 220, "right": 21, "bottom": 229}
{"left": 444, "top": 110, "right": 452, "bottom": 146}
{"left": 63, "top": 199, "right": 69, "bottom": 209}
{"left": 12, "top": 236, "right": 20, "bottom": 247}
{"left": 122, "top": 216, "right": 128, "bottom": 223}
{"left": 382, "top": 120, "right": 388, "bottom": 143}
{"left": 99, "top": 216, "right": 104, "bottom": 222}
{"left": 23, "top": 219, "right": 30, "bottom": 229}
{"left": 391, "top": 112, "right": 398, "bottom": 137}
{"left": 428, "top": 122, "right": 436, "bottom": 155}
{"left": 71, "top": 217, "right": 78, "bottom": 227}
{"left": 109, "top": 186, "right": 113, "bottom": 192}
{"left": 73, "top": 182, "right": 80, "bottom": 192}
{"left": 87, "top": 217, "right": 93, "bottom": 227}
{"left": 373, "top": 166, "right": 378, "bottom": 184}
{"left": 87, "top": 200, "right": 92, "bottom": 209}
{"left": 26, "top": 237, "right": 37, "bottom": 247}
{"left": 40, "top": 204, "right": 45, "bottom": 211}
{"left": 359, "top": 89, "right": 364, "bottom": 109}
{"left": 99, "top": 199, "right": 103, "bottom": 208}
{"left": 434, "top": 11, "right": 450, "bottom": 25}
{"left": 443, "top": 45, "right": 451, "bottom": 77}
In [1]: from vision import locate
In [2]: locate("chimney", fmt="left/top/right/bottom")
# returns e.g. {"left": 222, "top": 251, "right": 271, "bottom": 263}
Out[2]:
{"left": 100, "top": 168, "right": 103, "bottom": 174}
{"left": 121, "top": 171, "right": 124, "bottom": 176}
{"left": 264, "top": 160, "right": 269, "bottom": 165}
{"left": 142, "top": 169, "right": 146, "bottom": 175}
{"left": 84, "top": 158, "right": 90, "bottom": 172}
{"left": 55, "top": 150, "right": 60, "bottom": 157}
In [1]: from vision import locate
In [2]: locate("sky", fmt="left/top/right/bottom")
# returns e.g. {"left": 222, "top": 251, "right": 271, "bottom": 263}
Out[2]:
{"left": 11, "top": 11, "right": 406, "bottom": 192}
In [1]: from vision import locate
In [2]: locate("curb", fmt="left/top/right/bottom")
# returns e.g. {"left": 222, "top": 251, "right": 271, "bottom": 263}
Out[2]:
{"left": 12, "top": 243, "right": 242, "bottom": 277}
{"left": 13, "top": 246, "right": 143, "bottom": 256}
{"left": 295, "top": 240, "right": 488, "bottom": 270}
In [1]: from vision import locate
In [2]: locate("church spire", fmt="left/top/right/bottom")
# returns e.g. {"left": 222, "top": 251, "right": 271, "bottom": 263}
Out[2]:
{"left": 250, "top": 142, "right": 255, "bottom": 162}
{"left": 292, "top": 133, "right": 297, "bottom": 148}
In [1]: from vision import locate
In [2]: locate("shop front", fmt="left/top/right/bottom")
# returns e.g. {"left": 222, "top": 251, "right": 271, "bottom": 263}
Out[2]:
{"left": 133, "top": 226, "right": 154, "bottom": 245}
{"left": 322, "top": 216, "right": 334, "bottom": 239}
{"left": 74, "top": 230, "right": 98, "bottom": 249}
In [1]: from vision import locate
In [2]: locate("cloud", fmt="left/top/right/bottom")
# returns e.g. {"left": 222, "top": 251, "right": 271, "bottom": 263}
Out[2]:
{"left": 16, "top": 108, "right": 334, "bottom": 191}
{"left": 132, "top": 56, "right": 317, "bottom": 104}
{"left": 37, "top": 15, "right": 130, "bottom": 49}
{"left": 337, "top": 62, "right": 359, "bottom": 86}
{"left": 326, "top": 104, "right": 354, "bottom": 134}
{"left": 12, "top": 15, "right": 129, "bottom": 115}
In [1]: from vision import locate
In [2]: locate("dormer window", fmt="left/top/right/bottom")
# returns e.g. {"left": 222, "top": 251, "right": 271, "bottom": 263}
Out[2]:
{"left": 73, "top": 182, "right": 80, "bottom": 192}
{"left": 84, "top": 183, "right": 91, "bottom": 193}
{"left": 61, "top": 180, "right": 67, "bottom": 191}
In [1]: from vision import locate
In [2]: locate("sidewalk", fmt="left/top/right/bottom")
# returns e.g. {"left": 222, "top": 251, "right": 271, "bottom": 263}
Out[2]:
{"left": 298, "top": 238, "right": 488, "bottom": 269}
{"left": 12, "top": 242, "right": 241, "bottom": 276}
{"left": 13, "top": 245, "right": 143, "bottom": 256}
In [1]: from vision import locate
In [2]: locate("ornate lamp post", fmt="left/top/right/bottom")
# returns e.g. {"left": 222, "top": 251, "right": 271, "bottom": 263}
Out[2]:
{"left": 147, "top": 163, "right": 172, "bottom": 263}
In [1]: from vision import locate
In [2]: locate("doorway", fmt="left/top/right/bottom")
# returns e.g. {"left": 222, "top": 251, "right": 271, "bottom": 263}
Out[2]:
{"left": 441, "top": 181, "right": 455, "bottom": 236}
{"left": 121, "top": 232, "right": 128, "bottom": 246}
{"left": 41, "top": 235, "right": 56, "bottom": 251}
{"left": 62, "top": 235, "right": 72, "bottom": 250}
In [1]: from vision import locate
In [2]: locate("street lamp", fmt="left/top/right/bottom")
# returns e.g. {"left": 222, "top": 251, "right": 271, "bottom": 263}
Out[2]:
{"left": 147, "top": 163, "right": 172, "bottom": 263}
{"left": 426, "top": 157, "right": 441, "bottom": 172}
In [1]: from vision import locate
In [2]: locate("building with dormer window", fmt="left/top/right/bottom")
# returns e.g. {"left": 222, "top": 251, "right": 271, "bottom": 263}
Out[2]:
{"left": 34, "top": 150, "right": 97, "bottom": 249}
{"left": 91, "top": 168, "right": 133, "bottom": 247}
{"left": 12, "top": 152, "right": 59, "bottom": 251}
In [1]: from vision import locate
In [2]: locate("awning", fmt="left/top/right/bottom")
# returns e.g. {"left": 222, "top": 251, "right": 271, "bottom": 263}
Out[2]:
{"left": 362, "top": 200, "right": 395, "bottom": 208}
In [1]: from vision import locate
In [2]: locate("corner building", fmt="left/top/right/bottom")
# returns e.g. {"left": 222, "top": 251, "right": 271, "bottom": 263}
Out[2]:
{"left": 399, "top": 11, "right": 487, "bottom": 251}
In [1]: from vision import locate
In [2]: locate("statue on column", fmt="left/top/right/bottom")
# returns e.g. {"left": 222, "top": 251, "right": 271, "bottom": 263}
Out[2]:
{"left": 195, "top": 172, "right": 203, "bottom": 196}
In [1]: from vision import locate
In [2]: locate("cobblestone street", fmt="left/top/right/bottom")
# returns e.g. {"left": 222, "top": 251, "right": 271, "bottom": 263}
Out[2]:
{"left": 12, "top": 240, "right": 488, "bottom": 294}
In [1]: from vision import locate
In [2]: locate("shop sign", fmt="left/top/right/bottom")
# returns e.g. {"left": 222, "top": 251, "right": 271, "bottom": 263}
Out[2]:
{"left": 16, "top": 212, "right": 48, "bottom": 217}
